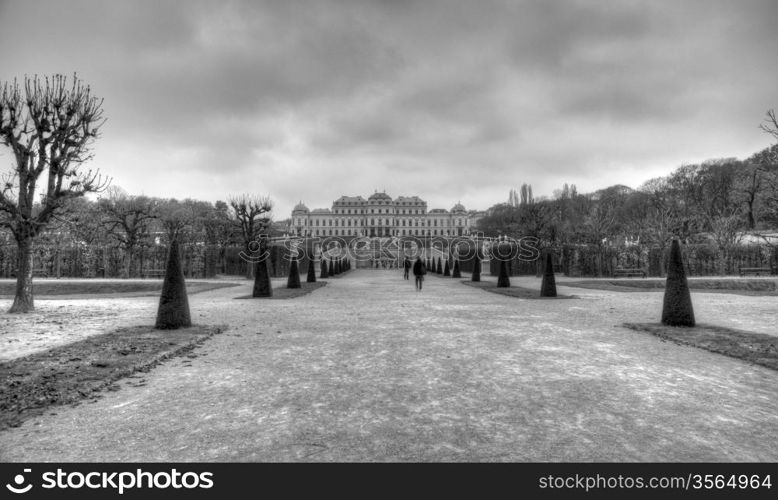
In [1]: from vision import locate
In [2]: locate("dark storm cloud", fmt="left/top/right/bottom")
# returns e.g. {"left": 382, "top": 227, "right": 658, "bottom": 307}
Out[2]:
{"left": 1, "top": 0, "right": 777, "bottom": 216}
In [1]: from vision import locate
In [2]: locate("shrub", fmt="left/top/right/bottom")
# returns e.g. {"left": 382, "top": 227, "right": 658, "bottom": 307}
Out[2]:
{"left": 443, "top": 259, "right": 451, "bottom": 276}
{"left": 497, "top": 258, "right": 510, "bottom": 287}
{"left": 307, "top": 258, "right": 317, "bottom": 283}
{"left": 436, "top": 258, "right": 442, "bottom": 274}
{"left": 287, "top": 257, "right": 301, "bottom": 289}
{"left": 155, "top": 239, "right": 192, "bottom": 329}
{"left": 452, "top": 259, "right": 461, "bottom": 278}
{"left": 540, "top": 251, "right": 557, "bottom": 297}
{"left": 320, "top": 259, "right": 328, "bottom": 279}
{"left": 471, "top": 253, "right": 481, "bottom": 282}
{"left": 252, "top": 257, "right": 273, "bottom": 297}
{"left": 662, "top": 239, "right": 695, "bottom": 326}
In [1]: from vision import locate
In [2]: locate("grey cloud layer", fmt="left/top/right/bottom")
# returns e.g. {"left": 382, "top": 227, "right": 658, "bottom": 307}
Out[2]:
{"left": 0, "top": 0, "right": 776, "bottom": 216}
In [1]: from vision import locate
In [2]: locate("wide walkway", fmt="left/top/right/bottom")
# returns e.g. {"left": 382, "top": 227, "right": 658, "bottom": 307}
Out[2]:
{"left": 1, "top": 270, "right": 777, "bottom": 461}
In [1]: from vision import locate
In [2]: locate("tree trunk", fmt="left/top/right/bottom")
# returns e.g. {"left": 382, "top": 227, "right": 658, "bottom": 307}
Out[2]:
{"left": 244, "top": 244, "right": 254, "bottom": 279}
{"left": 596, "top": 248, "right": 603, "bottom": 278}
{"left": 10, "top": 237, "right": 34, "bottom": 313}
{"left": 126, "top": 246, "right": 135, "bottom": 278}
{"left": 659, "top": 245, "right": 667, "bottom": 277}
{"left": 102, "top": 247, "right": 109, "bottom": 277}
{"left": 55, "top": 247, "right": 62, "bottom": 278}
{"left": 718, "top": 247, "right": 727, "bottom": 276}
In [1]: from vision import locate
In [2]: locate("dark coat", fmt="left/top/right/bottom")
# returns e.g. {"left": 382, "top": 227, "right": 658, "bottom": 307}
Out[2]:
{"left": 412, "top": 259, "right": 426, "bottom": 276}
{"left": 404, "top": 259, "right": 411, "bottom": 269}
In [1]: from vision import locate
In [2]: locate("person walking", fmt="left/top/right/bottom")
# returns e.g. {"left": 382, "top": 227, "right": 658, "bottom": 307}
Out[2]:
{"left": 403, "top": 258, "right": 411, "bottom": 280}
{"left": 413, "top": 257, "right": 426, "bottom": 291}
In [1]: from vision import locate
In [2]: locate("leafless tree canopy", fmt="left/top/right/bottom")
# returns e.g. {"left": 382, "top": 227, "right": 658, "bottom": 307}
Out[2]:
{"left": 228, "top": 194, "right": 273, "bottom": 248}
{"left": 760, "top": 109, "right": 778, "bottom": 141}
{"left": 0, "top": 74, "right": 108, "bottom": 240}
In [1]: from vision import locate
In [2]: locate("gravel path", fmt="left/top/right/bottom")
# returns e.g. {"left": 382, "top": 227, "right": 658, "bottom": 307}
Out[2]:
{"left": 1, "top": 270, "right": 776, "bottom": 461}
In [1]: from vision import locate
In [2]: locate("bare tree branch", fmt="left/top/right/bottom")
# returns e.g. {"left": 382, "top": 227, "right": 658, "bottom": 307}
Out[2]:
{"left": 760, "top": 109, "right": 778, "bottom": 141}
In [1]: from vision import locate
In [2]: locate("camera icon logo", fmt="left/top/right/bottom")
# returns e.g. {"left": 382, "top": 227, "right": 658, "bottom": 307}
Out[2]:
{"left": 6, "top": 469, "right": 33, "bottom": 494}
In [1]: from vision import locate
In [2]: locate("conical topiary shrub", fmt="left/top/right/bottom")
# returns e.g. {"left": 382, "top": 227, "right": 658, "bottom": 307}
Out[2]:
{"left": 443, "top": 259, "right": 451, "bottom": 276}
{"left": 320, "top": 259, "right": 328, "bottom": 279}
{"left": 328, "top": 258, "right": 336, "bottom": 277}
{"left": 252, "top": 257, "right": 273, "bottom": 297}
{"left": 662, "top": 239, "right": 695, "bottom": 326}
{"left": 472, "top": 250, "right": 481, "bottom": 282}
{"left": 497, "top": 258, "right": 510, "bottom": 287}
{"left": 287, "top": 257, "right": 301, "bottom": 288}
{"left": 436, "top": 258, "right": 442, "bottom": 274}
{"left": 540, "top": 251, "right": 557, "bottom": 297}
{"left": 155, "top": 239, "right": 191, "bottom": 329}
{"left": 307, "top": 258, "right": 317, "bottom": 283}
{"left": 452, "top": 259, "right": 461, "bottom": 278}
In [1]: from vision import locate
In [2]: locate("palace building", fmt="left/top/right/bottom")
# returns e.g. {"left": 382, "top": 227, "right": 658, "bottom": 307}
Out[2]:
{"left": 289, "top": 191, "right": 478, "bottom": 238}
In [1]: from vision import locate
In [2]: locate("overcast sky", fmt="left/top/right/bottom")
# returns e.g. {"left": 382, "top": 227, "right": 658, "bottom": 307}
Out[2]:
{"left": 1, "top": 0, "right": 777, "bottom": 218}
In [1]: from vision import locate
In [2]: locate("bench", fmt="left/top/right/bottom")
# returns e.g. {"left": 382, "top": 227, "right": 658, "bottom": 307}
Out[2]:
{"left": 614, "top": 268, "right": 646, "bottom": 278}
{"left": 738, "top": 267, "right": 777, "bottom": 277}
{"left": 143, "top": 269, "right": 166, "bottom": 279}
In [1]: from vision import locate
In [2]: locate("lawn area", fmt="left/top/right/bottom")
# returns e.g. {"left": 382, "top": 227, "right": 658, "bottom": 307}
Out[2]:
{"left": 624, "top": 322, "right": 778, "bottom": 372}
{"left": 0, "top": 280, "right": 240, "bottom": 298}
{"left": 234, "top": 280, "right": 327, "bottom": 299}
{"left": 0, "top": 324, "right": 224, "bottom": 430}
{"left": 565, "top": 278, "right": 778, "bottom": 296}
{"left": 462, "top": 279, "right": 577, "bottom": 299}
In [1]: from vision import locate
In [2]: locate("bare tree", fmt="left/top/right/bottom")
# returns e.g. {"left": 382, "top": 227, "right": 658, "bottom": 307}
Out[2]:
{"left": 734, "top": 162, "right": 764, "bottom": 230}
{"left": 638, "top": 178, "right": 681, "bottom": 275}
{"left": 0, "top": 74, "right": 108, "bottom": 312}
{"left": 198, "top": 200, "right": 234, "bottom": 276}
{"left": 582, "top": 196, "right": 618, "bottom": 277}
{"left": 229, "top": 194, "right": 273, "bottom": 278}
{"left": 760, "top": 109, "right": 778, "bottom": 141}
{"left": 155, "top": 198, "right": 191, "bottom": 243}
{"left": 98, "top": 189, "right": 158, "bottom": 278}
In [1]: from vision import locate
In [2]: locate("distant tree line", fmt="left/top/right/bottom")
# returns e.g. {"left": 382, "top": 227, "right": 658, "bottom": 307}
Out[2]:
{"left": 0, "top": 188, "right": 282, "bottom": 279}
{"left": 478, "top": 141, "right": 778, "bottom": 276}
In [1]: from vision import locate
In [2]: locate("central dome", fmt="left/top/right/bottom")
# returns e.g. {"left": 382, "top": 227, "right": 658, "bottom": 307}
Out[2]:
{"left": 292, "top": 202, "right": 309, "bottom": 212}
{"left": 368, "top": 191, "right": 392, "bottom": 202}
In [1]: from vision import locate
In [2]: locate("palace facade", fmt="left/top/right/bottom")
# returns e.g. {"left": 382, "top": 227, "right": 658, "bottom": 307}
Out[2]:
{"left": 290, "top": 191, "right": 481, "bottom": 238}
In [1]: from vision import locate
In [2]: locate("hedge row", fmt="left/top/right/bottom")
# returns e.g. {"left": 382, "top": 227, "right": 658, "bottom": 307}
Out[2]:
{"left": 488, "top": 244, "right": 778, "bottom": 277}
{"left": 0, "top": 243, "right": 306, "bottom": 279}
{"left": 1, "top": 242, "right": 776, "bottom": 279}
